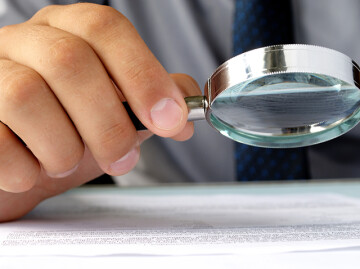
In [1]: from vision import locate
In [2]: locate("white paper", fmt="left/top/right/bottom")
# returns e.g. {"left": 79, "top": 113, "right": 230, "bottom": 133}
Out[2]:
{"left": 2, "top": 190, "right": 360, "bottom": 261}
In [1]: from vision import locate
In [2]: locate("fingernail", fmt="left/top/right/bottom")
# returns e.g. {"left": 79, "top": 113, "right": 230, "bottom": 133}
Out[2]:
{"left": 46, "top": 164, "right": 79, "bottom": 178}
{"left": 109, "top": 147, "right": 139, "bottom": 175}
{"left": 150, "top": 98, "right": 183, "bottom": 130}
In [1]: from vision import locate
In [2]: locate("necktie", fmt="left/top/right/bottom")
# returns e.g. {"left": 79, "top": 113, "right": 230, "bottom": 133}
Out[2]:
{"left": 233, "top": 0, "right": 309, "bottom": 181}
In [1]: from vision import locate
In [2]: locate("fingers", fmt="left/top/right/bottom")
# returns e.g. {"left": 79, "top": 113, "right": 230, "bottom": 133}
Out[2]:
{"left": 0, "top": 122, "right": 40, "bottom": 193}
{"left": 0, "top": 24, "right": 139, "bottom": 175}
{"left": 0, "top": 3, "right": 202, "bottom": 193}
{"left": 170, "top": 73, "right": 202, "bottom": 141}
{"left": 0, "top": 59, "right": 84, "bottom": 178}
{"left": 29, "top": 3, "right": 189, "bottom": 136}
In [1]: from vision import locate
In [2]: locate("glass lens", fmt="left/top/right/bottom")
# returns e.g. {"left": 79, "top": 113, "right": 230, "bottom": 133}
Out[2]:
{"left": 209, "top": 72, "right": 360, "bottom": 148}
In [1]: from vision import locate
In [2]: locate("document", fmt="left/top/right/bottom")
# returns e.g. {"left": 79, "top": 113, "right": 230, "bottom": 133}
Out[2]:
{"left": 1, "top": 185, "right": 360, "bottom": 268}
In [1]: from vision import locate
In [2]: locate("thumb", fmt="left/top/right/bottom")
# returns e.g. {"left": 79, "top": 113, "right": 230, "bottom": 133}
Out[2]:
{"left": 170, "top": 73, "right": 202, "bottom": 141}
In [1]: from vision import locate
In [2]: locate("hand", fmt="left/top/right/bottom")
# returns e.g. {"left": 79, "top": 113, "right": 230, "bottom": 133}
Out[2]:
{"left": 0, "top": 3, "right": 201, "bottom": 222}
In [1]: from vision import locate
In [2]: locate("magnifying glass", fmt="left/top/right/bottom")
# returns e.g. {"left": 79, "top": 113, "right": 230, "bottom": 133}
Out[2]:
{"left": 127, "top": 44, "right": 360, "bottom": 148}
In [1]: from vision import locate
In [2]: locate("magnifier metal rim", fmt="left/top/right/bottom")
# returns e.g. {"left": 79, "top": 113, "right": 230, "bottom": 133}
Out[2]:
{"left": 200, "top": 44, "right": 360, "bottom": 148}
{"left": 204, "top": 44, "right": 360, "bottom": 137}
{"left": 205, "top": 44, "right": 360, "bottom": 112}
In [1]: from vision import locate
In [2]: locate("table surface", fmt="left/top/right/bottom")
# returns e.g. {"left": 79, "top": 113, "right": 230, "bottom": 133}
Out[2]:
{"left": 77, "top": 179, "right": 360, "bottom": 197}
{"left": 4, "top": 179, "right": 360, "bottom": 269}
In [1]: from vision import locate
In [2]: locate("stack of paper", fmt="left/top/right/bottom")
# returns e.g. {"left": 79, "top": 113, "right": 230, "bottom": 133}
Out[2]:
{"left": 1, "top": 184, "right": 360, "bottom": 268}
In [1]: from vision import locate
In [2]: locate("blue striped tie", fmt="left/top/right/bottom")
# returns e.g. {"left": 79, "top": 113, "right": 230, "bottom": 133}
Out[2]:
{"left": 233, "top": 0, "right": 309, "bottom": 181}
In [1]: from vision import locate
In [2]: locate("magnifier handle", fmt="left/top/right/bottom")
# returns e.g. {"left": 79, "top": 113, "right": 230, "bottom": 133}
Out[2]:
{"left": 122, "top": 102, "right": 147, "bottom": 130}
{"left": 123, "top": 96, "right": 207, "bottom": 131}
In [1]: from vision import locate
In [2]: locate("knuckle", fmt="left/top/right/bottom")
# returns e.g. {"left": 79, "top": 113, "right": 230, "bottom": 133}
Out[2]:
{"left": 0, "top": 24, "right": 15, "bottom": 38}
{"left": 124, "top": 57, "right": 159, "bottom": 85}
{"left": 46, "top": 36, "right": 89, "bottom": 80}
{"left": 32, "top": 4, "right": 57, "bottom": 19}
{"left": 47, "top": 143, "right": 84, "bottom": 174}
{"left": 96, "top": 122, "right": 135, "bottom": 159}
{"left": 75, "top": 4, "right": 127, "bottom": 37}
{"left": 0, "top": 70, "right": 44, "bottom": 108}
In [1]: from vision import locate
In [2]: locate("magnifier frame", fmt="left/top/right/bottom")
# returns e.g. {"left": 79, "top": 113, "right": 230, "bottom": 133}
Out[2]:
{"left": 191, "top": 44, "right": 360, "bottom": 147}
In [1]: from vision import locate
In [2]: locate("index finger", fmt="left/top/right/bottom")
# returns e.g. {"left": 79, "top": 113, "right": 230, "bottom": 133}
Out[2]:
{"left": 30, "top": 3, "right": 189, "bottom": 137}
